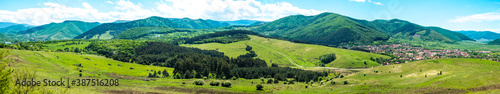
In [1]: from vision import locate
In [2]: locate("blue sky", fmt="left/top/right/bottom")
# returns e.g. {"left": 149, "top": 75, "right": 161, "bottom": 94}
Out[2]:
{"left": 0, "top": 0, "right": 499, "bottom": 33}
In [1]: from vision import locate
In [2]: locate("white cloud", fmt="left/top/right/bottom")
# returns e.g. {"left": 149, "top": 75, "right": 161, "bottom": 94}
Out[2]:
{"left": 349, "top": 0, "right": 383, "bottom": 5}
{"left": 349, "top": 0, "right": 366, "bottom": 3}
{"left": 155, "top": 0, "right": 324, "bottom": 21}
{"left": 372, "top": 2, "right": 383, "bottom": 5}
{"left": 106, "top": 1, "right": 114, "bottom": 4}
{"left": 0, "top": 0, "right": 323, "bottom": 25}
{"left": 450, "top": 12, "right": 500, "bottom": 23}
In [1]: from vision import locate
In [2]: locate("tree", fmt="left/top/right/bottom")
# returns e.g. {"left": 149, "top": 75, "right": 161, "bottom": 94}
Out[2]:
{"left": 319, "top": 53, "right": 336, "bottom": 64}
{"left": 162, "top": 69, "right": 169, "bottom": 77}
{"left": 245, "top": 45, "right": 252, "bottom": 51}
{"left": 256, "top": 84, "right": 263, "bottom": 90}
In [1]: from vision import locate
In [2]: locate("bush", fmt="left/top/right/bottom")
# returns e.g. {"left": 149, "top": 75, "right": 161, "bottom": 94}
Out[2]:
{"left": 267, "top": 79, "right": 273, "bottom": 84}
{"left": 288, "top": 80, "right": 295, "bottom": 84}
{"left": 273, "top": 79, "right": 279, "bottom": 84}
{"left": 256, "top": 84, "right": 263, "bottom": 90}
{"left": 194, "top": 79, "right": 204, "bottom": 85}
{"left": 331, "top": 81, "right": 336, "bottom": 85}
{"left": 222, "top": 81, "right": 232, "bottom": 87}
{"left": 343, "top": 81, "right": 348, "bottom": 85}
{"left": 210, "top": 81, "right": 220, "bottom": 86}
{"left": 231, "top": 76, "right": 238, "bottom": 80}
{"left": 319, "top": 53, "right": 336, "bottom": 64}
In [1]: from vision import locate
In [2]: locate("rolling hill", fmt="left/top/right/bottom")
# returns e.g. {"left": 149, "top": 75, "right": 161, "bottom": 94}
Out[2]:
{"left": 15, "top": 21, "right": 100, "bottom": 41}
{"left": 220, "top": 20, "right": 261, "bottom": 26}
{"left": 488, "top": 38, "right": 500, "bottom": 45}
{"left": 75, "top": 16, "right": 230, "bottom": 39}
{"left": 458, "top": 31, "right": 500, "bottom": 43}
{"left": 354, "top": 19, "right": 472, "bottom": 42}
{"left": 0, "top": 24, "right": 34, "bottom": 34}
{"left": 184, "top": 35, "right": 390, "bottom": 68}
{"left": 253, "top": 12, "right": 390, "bottom": 45}
{"left": 113, "top": 26, "right": 226, "bottom": 43}
{"left": 0, "top": 22, "right": 19, "bottom": 28}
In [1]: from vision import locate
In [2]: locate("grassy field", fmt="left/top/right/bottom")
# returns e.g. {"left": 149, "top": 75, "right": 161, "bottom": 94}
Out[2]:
{"left": 4, "top": 48, "right": 499, "bottom": 93}
{"left": 184, "top": 35, "right": 390, "bottom": 68}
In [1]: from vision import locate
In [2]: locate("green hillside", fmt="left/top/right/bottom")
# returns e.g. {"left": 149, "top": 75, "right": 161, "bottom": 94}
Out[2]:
{"left": 75, "top": 16, "right": 229, "bottom": 39}
{"left": 276, "top": 58, "right": 500, "bottom": 93}
{"left": 0, "top": 24, "right": 33, "bottom": 34}
{"left": 0, "top": 22, "right": 19, "bottom": 28}
{"left": 3, "top": 49, "right": 499, "bottom": 93}
{"left": 458, "top": 31, "right": 500, "bottom": 43}
{"left": 354, "top": 19, "right": 470, "bottom": 42}
{"left": 184, "top": 35, "right": 390, "bottom": 68}
{"left": 113, "top": 27, "right": 226, "bottom": 43}
{"left": 253, "top": 12, "right": 390, "bottom": 45}
{"left": 488, "top": 38, "right": 500, "bottom": 45}
{"left": 15, "top": 21, "right": 100, "bottom": 41}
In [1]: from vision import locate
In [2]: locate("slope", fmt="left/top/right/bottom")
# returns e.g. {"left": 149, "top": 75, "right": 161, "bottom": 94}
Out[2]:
{"left": 488, "top": 38, "right": 500, "bottom": 45}
{"left": 75, "top": 16, "right": 229, "bottom": 39}
{"left": 354, "top": 19, "right": 470, "bottom": 42}
{"left": 458, "top": 30, "right": 500, "bottom": 43}
{"left": 0, "top": 22, "right": 19, "bottom": 28}
{"left": 276, "top": 58, "right": 500, "bottom": 93}
{"left": 184, "top": 35, "right": 390, "bottom": 68}
{"left": 113, "top": 27, "right": 226, "bottom": 43}
{"left": 16, "top": 21, "right": 100, "bottom": 41}
{"left": 253, "top": 12, "right": 390, "bottom": 45}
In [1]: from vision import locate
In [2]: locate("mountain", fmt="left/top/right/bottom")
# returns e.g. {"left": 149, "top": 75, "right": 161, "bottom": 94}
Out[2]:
{"left": 75, "top": 16, "right": 230, "bottom": 39}
{"left": 220, "top": 20, "right": 260, "bottom": 26}
{"left": 111, "top": 20, "right": 130, "bottom": 23}
{"left": 426, "top": 27, "right": 473, "bottom": 41}
{"left": 17, "top": 21, "right": 100, "bottom": 41}
{"left": 488, "top": 38, "right": 500, "bottom": 45}
{"left": 0, "top": 22, "right": 20, "bottom": 28}
{"left": 253, "top": 12, "right": 390, "bottom": 45}
{"left": 353, "top": 19, "right": 472, "bottom": 42}
{"left": 249, "top": 21, "right": 269, "bottom": 26}
{"left": 0, "top": 24, "right": 34, "bottom": 34}
{"left": 457, "top": 31, "right": 500, "bottom": 43}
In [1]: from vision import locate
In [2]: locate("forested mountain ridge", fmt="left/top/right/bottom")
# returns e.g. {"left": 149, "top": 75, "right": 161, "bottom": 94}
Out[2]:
{"left": 458, "top": 30, "right": 500, "bottom": 43}
{"left": 353, "top": 18, "right": 472, "bottom": 42}
{"left": 251, "top": 12, "right": 473, "bottom": 46}
{"left": 14, "top": 21, "right": 100, "bottom": 41}
{"left": 75, "top": 16, "right": 230, "bottom": 39}
{"left": 253, "top": 12, "right": 390, "bottom": 45}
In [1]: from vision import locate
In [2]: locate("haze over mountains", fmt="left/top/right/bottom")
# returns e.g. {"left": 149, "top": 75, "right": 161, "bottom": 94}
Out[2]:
{"left": 0, "top": 12, "right": 489, "bottom": 46}
{"left": 457, "top": 31, "right": 500, "bottom": 43}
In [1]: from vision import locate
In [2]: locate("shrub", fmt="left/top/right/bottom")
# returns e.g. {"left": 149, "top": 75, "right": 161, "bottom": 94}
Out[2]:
{"left": 231, "top": 76, "right": 238, "bottom": 80}
{"left": 256, "top": 84, "right": 263, "bottom": 90}
{"left": 203, "top": 77, "right": 208, "bottom": 80}
{"left": 288, "top": 80, "right": 295, "bottom": 84}
{"left": 331, "top": 81, "right": 336, "bottom": 85}
{"left": 343, "top": 81, "right": 348, "bottom": 85}
{"left": 273, "top": 79, "right": 279, "bottom": 84}
{"left": 267, "top": 79, "right": 273, "bottom": 84}
{"left": 194, "top": 79, "right": 204, "bottom": 85}
{"left": 210, "top": 80, "right": 220, "bottom": 86}
{"left": 319, "top": 53, "right": 336, "bottom": 64}
{"left": 222, "top": 81, "right": 232, "bottom": 87}
{"left": 79, "top": 73, "right": 82, "bottom": 77}
{"left": 305, "top": 85, "right": 308, "bottom": 88}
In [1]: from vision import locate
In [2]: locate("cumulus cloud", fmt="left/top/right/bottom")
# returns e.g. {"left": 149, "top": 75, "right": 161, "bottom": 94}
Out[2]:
{"left": 0, "top": 0, "right": 324, "bottom": 25}
{"left": 450, "top": 12, "right": 500, "bottom": 23}
{"left": 155, "top": 0, "right": 324, "bottom": 21}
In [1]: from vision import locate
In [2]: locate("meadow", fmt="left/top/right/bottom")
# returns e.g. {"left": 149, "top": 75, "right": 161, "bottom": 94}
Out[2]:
{"left": 3, "top": 48, "right": 499, "bottom": 93}
{"left": 184, "top": 35, "right": 390, "bottom": 68}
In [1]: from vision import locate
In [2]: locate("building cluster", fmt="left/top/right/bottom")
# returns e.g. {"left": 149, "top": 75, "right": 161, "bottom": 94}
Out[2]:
{"left": 358, "top": 44, "right": 470, "bottom": 61}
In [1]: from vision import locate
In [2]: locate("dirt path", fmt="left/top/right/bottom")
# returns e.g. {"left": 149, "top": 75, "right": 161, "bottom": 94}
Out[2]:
{"left": 247, "top": 41, "right": 304, "bottom": 68}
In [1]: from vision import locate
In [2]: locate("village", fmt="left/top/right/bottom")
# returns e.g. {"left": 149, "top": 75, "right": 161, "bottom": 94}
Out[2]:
{"left": 350, "top": 44, "right": 499, "bottom": 65}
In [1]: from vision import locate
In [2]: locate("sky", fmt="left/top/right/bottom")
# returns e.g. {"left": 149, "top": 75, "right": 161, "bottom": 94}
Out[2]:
{"left": 0, "top": 0, "right": 499, "bottom": 33}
